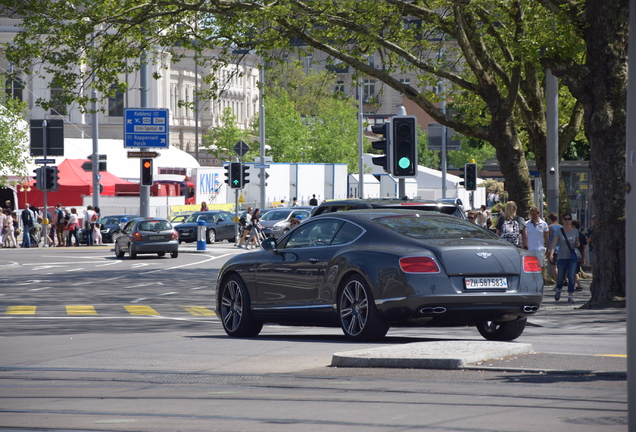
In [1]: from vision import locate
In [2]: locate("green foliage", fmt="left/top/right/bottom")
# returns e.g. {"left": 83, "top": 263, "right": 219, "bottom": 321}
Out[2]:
{"left": 201, "top": 108, "right": 254, "bottom": 162}
{"left": 0, "top": 94, "right": 30, "bottom": 187}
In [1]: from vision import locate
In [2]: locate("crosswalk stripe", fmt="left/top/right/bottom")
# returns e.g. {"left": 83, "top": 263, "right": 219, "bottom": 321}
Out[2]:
{"left": 5, "top": 306, "right": 37, "bottom": 314}
{"left": 181, "top": 306, "right": 215, "bottom": 316}
{"left": 66, "top": 305, "right": 98, "bottom": 315}
{"left": 123, "top": 305, "right": 159, "bottom": 315}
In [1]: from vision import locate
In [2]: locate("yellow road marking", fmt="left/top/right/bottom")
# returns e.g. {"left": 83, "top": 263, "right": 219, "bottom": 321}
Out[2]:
{"left": 123, "top": 305, "right": 159, "bottom": 316}
{"left": 595, "top": 354, "right": 627, "bottom": 358}
{"left": 66, "top": 305, "right": 97, "bottom": 315}
{"left": 181, "top": 306, "right": 215, "bottom": 316}
{"left": 5, "top": 306, "right": 37, "bottom": 315}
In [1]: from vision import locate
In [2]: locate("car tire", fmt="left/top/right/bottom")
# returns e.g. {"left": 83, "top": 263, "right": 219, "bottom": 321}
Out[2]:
{"left": 206, "top": 229, "right": 216, "bottom": 244}
{"left": 157, "top": 252, "right": 166, "bottom": 257}
{"left": 129, "top": 245, "right": 137, "bottom": 259}
{"left": 219, "top": 275, "right": 262, "bottom": 337}
{"left": 170, "top": 251, "right": 178, "bottom": 258}
{"left": 338, "top": 274, "right": 389, "bottom": 342}
{"left": 476, "top": 318, "right": 527, "bottom": 341}
{"left": 114, "top": 241, "right": 125, "bottom": 258}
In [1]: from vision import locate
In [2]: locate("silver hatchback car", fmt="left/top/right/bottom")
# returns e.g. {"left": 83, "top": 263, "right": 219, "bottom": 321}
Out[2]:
{"left": 114, "top": 218, "right": 179, "bottom": 259}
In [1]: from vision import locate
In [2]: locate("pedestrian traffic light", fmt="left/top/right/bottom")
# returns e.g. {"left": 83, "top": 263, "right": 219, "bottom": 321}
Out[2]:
{"left": 391, "top": 116, "right": 418, "bottom": 177}
{"left": 141, "top": 158, "right": 153, "bottom": 186}
{"left": 229, "top": 162, "right": 242, "bottom": 189}
{"left": 45, "top": 166, "right": 60, "bottom": 192}
{"left": 33, "top": 167, "right": 43, "bottom": 190}
{"left": 371, "top": 122, "right": 391, "bottom": 174}
{"left": 464, "top": 163, "right": 477, "bottom": 191}
{"left": 241, "top": 164, "right": 250, "bottom": 187}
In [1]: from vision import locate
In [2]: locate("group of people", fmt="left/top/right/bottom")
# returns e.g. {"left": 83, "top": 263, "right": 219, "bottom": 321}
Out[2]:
{"left": 475, "top": 200, "right": 592, "bottom": 304}
{"left": 0, "top": 201, "right": 104, "bottom": 248}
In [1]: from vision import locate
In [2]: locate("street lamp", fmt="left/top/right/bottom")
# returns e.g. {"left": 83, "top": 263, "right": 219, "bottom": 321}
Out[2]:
{"left": 19, "top": 182, "right": 31, "bottom": 206}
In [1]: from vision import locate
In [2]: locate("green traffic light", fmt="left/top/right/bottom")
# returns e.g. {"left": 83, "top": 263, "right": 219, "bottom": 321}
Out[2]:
{"left": 232, "top": 179, "right": 239, "bottom": 185}
{"left": 398, "top": 157, "right": 411, "bottom": 169}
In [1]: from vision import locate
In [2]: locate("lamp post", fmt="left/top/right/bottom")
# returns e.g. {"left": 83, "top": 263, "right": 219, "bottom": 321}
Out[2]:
{"left": 19, "top": 182, "right": 31, "bottom": 206}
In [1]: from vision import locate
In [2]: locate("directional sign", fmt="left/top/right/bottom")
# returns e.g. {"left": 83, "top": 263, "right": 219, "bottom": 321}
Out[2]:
{"left": 34, "top": 158, "right": 55, "bottom": 164}
{"left": 233, "top": 139, "right": 251, "bottom": 157}
{"left": 127, "top": 151, "right": 161, "bottom": 158}
{"left": 124, "top": 108, "right": 169, "bottom": 149}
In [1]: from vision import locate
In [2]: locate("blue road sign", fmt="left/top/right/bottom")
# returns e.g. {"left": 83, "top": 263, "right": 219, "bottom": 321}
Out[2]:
{"left": 124, "top": 108, "right": 170, "bottom": 148}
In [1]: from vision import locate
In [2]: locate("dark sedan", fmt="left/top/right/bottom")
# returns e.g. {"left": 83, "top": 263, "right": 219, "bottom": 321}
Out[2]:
{"left": 215, "top": 210, "right": 543, "bottom": 342}
{"left": 114, "top": 217, "right": 179, "bottom": 259}
{"left": 78, "top": 214, "right": 139, "bottom": 244}
{"left": 174, "top": 210, "right": 236, "bottom": 244}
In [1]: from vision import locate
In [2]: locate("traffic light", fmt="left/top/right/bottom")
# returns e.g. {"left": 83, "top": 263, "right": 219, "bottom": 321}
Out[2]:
{"left": 33, "top": 167, "right": 43, "bottom": 190}
{"left": 241, "top": 164, "right": 250, "bottom": 187}
{"left": 45, "top": 166, "right": 60, "bottom": 192}
{"left": 391, "top": 116, "right": 417, "bottom": 177}
{"left": 224, "top": 164, "right": 231, "bottom": 186}
{"left": 229, "top": 162, "right": 242, "bottom": 189}
{"left": 371, "top": 122, "right": 391, "bottom": 173}
{"left": 464, "top": 163, "right": 477, "bottom": 191}
{"left": 141, "top": 158, "right": 153, "bottom": 186}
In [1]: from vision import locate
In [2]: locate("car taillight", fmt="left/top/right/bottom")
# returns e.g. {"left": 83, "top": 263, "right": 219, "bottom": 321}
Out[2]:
{"left": 523, "top": 256, "right": 542, "bottom": 273}
{"left": 399, "top": 257, "right": 440, "bottom": 273}
{"left": 171, "top": 230, "right": 178, "bottom": 240}
{"left": 133, "top": 232, "right": 143, "bottom": 241}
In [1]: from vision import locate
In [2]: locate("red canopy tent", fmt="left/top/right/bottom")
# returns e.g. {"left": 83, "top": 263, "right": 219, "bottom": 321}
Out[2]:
{"left": 18, "top": 159, "right": 134, "bottom": 208}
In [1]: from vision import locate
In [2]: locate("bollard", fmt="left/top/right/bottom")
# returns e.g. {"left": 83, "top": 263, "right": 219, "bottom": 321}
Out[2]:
{"left": 197, "top": 219, "right": 206, "bottom": 251}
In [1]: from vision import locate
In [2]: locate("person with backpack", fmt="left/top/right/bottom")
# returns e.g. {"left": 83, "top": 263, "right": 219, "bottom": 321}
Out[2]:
{"left": 20, "top": 203, "right": 34, "bottom": 248}
{"left": 495, "top": 201, "right": 528, "bottom": 249}
{"left": 55, "top": 203, "right": 66, "bottom": 247}
{"left": 235, "top": 207, "right": 253, "bottom": 249}
{"left": 548, "top": 213, "right": 581, "bottom": 303}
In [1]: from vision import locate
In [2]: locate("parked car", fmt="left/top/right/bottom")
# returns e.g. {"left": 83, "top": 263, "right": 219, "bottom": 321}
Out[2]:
{"left": 174, "top": 210, "right": 236, "bottom": 244}
{"left": 259, "top": 207, "right": 312, "bottom": 238}
{"left": 310, "top": 198, "right": 467, "bottom": 220}
{"left": 215, "top": 209, "right": 542, "bottom": 341}
{"left": 77, "top": 214, "right": 139, "bottom": 244}
{"left": 436, "top": 197, "right": 465, "bottom": 210}
{"left": 114, "top": 217, "right": 179, "bottom": 259}
{"left": 170, "top": 214, "right": 190, "bottom": 224}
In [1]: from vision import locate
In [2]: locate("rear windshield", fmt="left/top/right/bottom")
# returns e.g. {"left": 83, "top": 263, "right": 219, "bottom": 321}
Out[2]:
{"left": 138, "top": 220, "right": 172, "bottom": 231}
{"left": 374, "top": 215, "right": 497, "bottom": 240}
{"left": 384, "top": 204, "right": 463, "bottom": 218}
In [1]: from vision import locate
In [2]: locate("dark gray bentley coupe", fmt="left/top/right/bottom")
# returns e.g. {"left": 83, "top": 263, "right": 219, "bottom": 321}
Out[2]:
{"left": 215, "top": 210, "right": 543, "bottom": 342}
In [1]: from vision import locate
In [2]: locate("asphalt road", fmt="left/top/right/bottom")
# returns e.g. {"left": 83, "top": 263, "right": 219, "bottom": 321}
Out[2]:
{"left": 0, "top": 244, "right": 627, "bottom": 431}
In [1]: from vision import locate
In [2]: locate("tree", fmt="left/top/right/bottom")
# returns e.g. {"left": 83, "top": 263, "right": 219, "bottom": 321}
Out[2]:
{"left": 538, "top": 0, "right": 627, "bottom": 305}
{"left": 0, "top": 93, "right": 29, "bottom": 187}
{"left": 202, "top": 107, "right": 254, "bottom": 162}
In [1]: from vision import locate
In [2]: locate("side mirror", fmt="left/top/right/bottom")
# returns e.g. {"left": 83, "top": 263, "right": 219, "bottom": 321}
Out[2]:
{"left": 261, "top": 237, "right": 277, "bottom": 251}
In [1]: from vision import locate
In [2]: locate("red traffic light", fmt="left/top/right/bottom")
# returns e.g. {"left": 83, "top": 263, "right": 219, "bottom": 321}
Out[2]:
{"left": 143, "top": 160, "right": 152, "bottom": 169}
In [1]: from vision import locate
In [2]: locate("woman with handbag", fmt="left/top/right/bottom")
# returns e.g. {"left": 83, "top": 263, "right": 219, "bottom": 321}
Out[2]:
{"left": 548, "top": 213, "right": 581, "bottom": 303}
{"left": 66, "top": 208, "right": 80, "bottom": 247}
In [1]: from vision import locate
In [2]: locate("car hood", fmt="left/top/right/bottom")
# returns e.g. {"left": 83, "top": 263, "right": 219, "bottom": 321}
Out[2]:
{"left": 413, "top": 238, "right": 521, "bottom": 275}
{"left": 258, "top": 220, "right": 283, "bottom": 228}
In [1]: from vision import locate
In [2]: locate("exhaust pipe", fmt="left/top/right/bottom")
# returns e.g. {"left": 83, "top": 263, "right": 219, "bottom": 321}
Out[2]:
{"left": 419, "top": 306, "right": 447, "bottom": 314}
{"left": 523, "top": 305, "right": 539, "bottom": 313}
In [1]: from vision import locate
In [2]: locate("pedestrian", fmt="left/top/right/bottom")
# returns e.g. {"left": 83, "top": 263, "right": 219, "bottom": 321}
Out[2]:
{"left": 547, "top": 212, "right": 562, "bottom": 282}
{"left": 476, "top": 205, "right": 489, "bottom": 228}
{"left": 20, "top": 203, "right": 34, "bottom": 248}
{"left": 466, "top": 211, "right": 478, "bottom": 224}
{"left": 526, "top": 207, "right": 550, "bottom": 267}
{"left": 309, "top": 194, "right": 318, "bottom": 206}
{"left": 586, "top": 215, "right": 595, "bottom": 273}
{"left": 291, "top": 197, "right": 298, "bottom": 207}
{"left": 495, "top": 201, "right": 528, "bottom": 249}
{"left": 83, "top": 205, "right": 96, "bottom": 246}
{"left": 45, "top": 206, "right": 55, "bottom": 246}
{"left": 246, "top": 208, "right": 264, "bottom": 249}
{"left": 30, "top": 206, "right": 42, "bottom": 247}
{"left": 3, "top": 200, "right": 14, "bottom": 212}
{"left": 93, "top": 206, "right": 103, "bottom": 244}
{"left": 200, "top": 201, "right": 209, "bottom": 211}
{"left": 1, "top": 208, "right": 17, "bottom": 248}
{"left": 55, "top": 204, "right": 66, "bottom": 247}
{"left": 571, "top": 219, "right": 587, "bottom": 291}
{"left": 236, "top": 207, "right": 253, "bottom": 248}
{"left": 66, "top": 208, "right": 80, "bottom": 247}
{"left": 278, "top": 199, "right": 286, "bottom": 208}
{"left": 549, "top": 213, "right": 581, "bottom": 303}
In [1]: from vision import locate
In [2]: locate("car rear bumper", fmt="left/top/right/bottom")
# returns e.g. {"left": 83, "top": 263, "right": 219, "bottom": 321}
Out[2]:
{"left": 132, "top": 241, "right": 179, "bottom": 253}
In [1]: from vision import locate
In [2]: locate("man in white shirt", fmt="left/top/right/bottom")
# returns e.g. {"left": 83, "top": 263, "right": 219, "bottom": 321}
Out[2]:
{"left": 526, "top": 206, "right": 549, "bottom": 266}
{"left": 83, "top": 205, "right": 96, "bottom": 246}
{"left": 277, "top": 199, "right": 286, "bottom": 208}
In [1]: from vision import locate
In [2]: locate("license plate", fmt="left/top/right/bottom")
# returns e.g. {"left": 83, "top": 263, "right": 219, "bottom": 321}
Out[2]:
{"left": 149, "top": 235, "right": 164, "bottom": 240}
{"left": 464, "top": 277, "right": 508, "bottom": 289}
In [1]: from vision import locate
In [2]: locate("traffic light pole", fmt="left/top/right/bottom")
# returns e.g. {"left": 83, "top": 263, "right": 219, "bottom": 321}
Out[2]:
{"left": 42, "top": 120, "right": 49, "bottom": 248}
{"left": 139, "top": 52, "right": 150, "bottom": 218}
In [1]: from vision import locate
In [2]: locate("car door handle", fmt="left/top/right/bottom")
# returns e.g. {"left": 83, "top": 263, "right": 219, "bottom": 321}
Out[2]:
{"left": 309, "top": 258, "right": 320, "bottom": 263}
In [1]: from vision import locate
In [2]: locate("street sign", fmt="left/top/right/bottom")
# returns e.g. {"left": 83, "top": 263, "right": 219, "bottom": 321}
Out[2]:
{"left": 124, "top": 108, "right": 169, "bottom": 148}
{"left": 127, "top": 151, "right": 161, "bottom": 158}
{"left": 254, "top": 164, "right": 270, "bottom": 169}
{"left": 233, "top": 139, "right": 251, "bottom": 157}
{"left": 30, "top": 119, "right": 65, "bottom": 156}
{"left": 34, "top": 158, "right": 55, "bottom": 164}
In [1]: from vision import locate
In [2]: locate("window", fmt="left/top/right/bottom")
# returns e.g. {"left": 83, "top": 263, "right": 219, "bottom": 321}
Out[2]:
{"left": 50, "top": 78, "right": 67, "bottom": 115}
{"left": 108, "top": 85, "right": 124, "bottom": 117}
{"left": 5, "top": 77, "right": 23, "bottom": 101}
{"left": 363, "top": 80, "right": 375, "bottom": 102}
{"left": 335, "top": 81, "right": 345, "bottom": 94}
{"left": 331, "top": 222, "right": 363, "bottom": 246}
{"left": 283, "top": 220, "right": 343, "bottom": 249}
